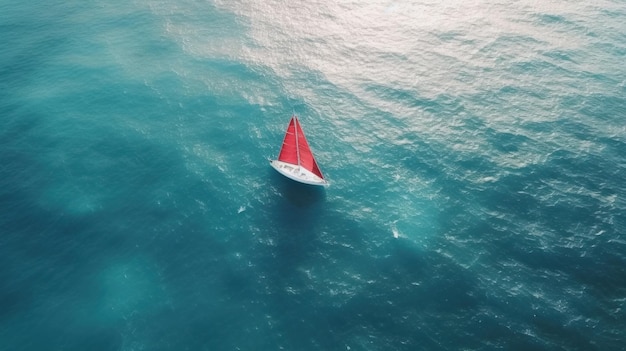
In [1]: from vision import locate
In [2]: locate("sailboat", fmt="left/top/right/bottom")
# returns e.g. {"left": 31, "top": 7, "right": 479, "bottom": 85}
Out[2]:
{"left": 270, "top": 115, "right": 328, "bottom": 186}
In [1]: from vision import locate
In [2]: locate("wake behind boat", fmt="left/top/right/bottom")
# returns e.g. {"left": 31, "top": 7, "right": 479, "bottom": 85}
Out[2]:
{"left": 270, "top": 115, "right": 328, "bottom": 187}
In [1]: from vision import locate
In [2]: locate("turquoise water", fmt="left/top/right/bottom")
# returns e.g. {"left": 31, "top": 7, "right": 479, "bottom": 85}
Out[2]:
{"left": 1, "top": 0, "right": 625, "bottom": 350}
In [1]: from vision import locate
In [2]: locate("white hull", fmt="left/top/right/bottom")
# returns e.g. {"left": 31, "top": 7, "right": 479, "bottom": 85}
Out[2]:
{"left": 270, "top": 160, "right": 328, "bottom": 187}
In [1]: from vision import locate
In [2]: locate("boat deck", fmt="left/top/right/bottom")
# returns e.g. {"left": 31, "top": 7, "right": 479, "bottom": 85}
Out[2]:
{"left": 270, "top": 160, "right": 328, "bottom": 186}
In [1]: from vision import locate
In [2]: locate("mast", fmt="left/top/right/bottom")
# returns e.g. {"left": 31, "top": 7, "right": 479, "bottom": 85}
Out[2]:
{"left": 294, "top": 116, "right": 301, "bottom": 167}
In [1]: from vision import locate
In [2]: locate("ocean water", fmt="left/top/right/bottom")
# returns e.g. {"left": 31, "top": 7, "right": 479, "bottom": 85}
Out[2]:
{"left": 1, "top": 0, "right": 625, "bottom": 350}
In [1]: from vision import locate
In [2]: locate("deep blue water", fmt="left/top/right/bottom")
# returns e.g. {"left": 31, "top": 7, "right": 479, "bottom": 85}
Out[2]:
{"left": 1, "top": 1, "right": 625, "bottom": 350}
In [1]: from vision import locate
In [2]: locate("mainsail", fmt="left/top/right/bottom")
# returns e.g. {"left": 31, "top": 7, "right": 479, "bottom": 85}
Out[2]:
{"left": 277, "top": 117, "right": 298, "bottom": 165}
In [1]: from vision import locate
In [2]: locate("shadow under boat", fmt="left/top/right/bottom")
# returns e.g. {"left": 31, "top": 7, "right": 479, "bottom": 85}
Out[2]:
{"left": 269, "top": 169, "right": 327, "bottom": 208}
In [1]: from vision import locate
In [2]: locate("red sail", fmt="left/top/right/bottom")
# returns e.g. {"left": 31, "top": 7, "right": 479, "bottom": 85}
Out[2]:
{"left": 294, "top": 118, "right": 324, "bottom": 179}
{"left": 277, "top": 116, "right": 324, "bottom": 179}
{"left": 277, "top": 118, "right": 298, "bottom": 164}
